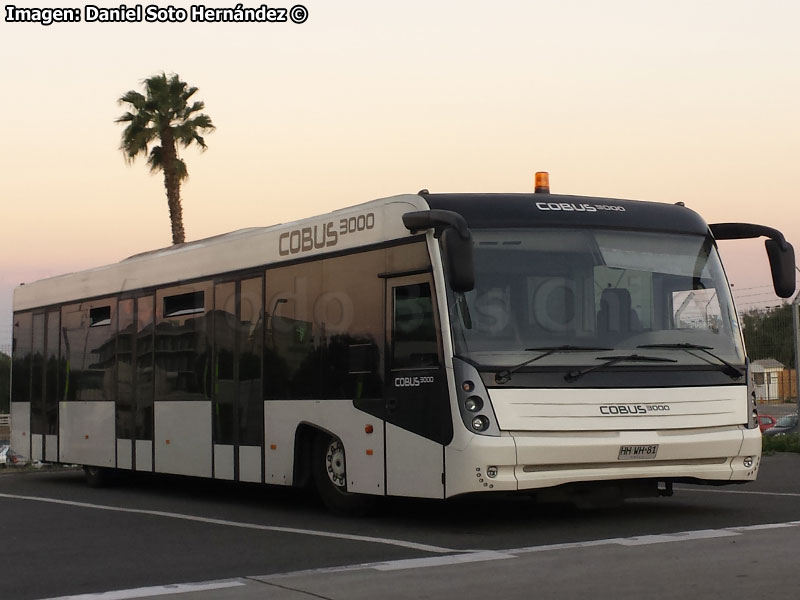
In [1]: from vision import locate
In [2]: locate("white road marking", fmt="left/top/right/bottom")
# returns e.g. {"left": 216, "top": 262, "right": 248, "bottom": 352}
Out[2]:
{"left": 259, "top": 550, "right": 515, "bottom": 581}
{"left": 0, "top": 492, "right": 456, "bottom": 554}
{"left": 616, "top": 529, "right": 740, "bottom": 545}
{"left": 371, "top": 550, "right": 515, "bottom": 571}
{"left": 495, "top": 520, "right": 800, "bottom": 556}
{"left": 264, "top": 519, "right": 800, "bottom": 578}
{"left": 728, "top": 521, "right": 800, "bottom": 532}
{"left": 42, "top": 580, "right": 245, "bottom": 600}
{"left": 675, "top": 486, "right": 800, "bottom": 498}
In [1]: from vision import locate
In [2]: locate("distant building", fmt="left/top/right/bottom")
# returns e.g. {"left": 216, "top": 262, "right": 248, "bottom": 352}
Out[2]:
{"left": 751, "top": 359, "right": 785, "bottom": 402}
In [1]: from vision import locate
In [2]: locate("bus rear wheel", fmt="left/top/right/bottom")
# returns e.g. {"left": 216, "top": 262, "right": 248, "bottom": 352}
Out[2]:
{"left": 312, "top": 434, "right": 375, "bottom": 515}
{"left": 83, "top": 465, "right": 109, "bottom": 488}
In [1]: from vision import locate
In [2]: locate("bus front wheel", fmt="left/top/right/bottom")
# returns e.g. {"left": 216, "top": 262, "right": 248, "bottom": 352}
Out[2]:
{"left": 312, "top": 434, "right": 375, "bottom": 515}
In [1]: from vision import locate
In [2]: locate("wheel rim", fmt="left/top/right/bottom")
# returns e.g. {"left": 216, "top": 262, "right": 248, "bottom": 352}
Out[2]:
{"left": 325, "top": 439, "right": 347, "bottom": 489}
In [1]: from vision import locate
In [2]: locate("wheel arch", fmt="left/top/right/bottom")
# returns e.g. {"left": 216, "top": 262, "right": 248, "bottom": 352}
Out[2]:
{"left": 293, "top": 422, "right": 339, "bottom": 489}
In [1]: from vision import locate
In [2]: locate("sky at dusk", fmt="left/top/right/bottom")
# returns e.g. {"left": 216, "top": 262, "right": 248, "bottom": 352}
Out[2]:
{"left": 1, "top": 0, "right": 799, "bottom": 348}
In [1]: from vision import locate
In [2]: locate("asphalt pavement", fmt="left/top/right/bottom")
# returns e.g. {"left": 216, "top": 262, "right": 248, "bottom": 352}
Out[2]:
{"left": 1, "top": 453, "right": 799, "bottom": 600}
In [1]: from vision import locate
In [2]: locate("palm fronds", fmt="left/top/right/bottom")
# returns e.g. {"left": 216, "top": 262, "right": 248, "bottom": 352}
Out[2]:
{"left": 116, "top": 72, "right": 214, "bottom": 244}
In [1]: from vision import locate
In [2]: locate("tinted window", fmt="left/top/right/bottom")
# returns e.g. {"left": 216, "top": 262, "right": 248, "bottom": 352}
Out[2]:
{"left": 61, "top": 301, "right": 116, "bottom": 402}
{"left": 319, "top": 251, "right": 383, "bottom": 400}
{"left": 136, "top": 296, "right": 154, "bottom": 440}
{"left": 164, "top": 291, "right": 205, "bottom": 317}
{"left": 90, "top": 306, "right": 111, "bottom": 327}
{"left": 11, "top": 312, "right": 32, "bottom": 404}
{"left": 392, "top": 283, "right": 439, "bottom": 369}
{"left": 45, "top": 311, "right": 59, "bottom": 435}
{"left": 265, "top": 262, "right": 321, "bottom": 399}
{"left": 31, "top": 314, "right": 45, "bottom": 433}
{"left": 117, "top": 299, "right": 135, "bottom": 440}
{"left": 239, "top": 277, "right": 263, "bottom": 446}
{"left": 451, "top": 229, "right": 744, "bottom": 370}
{"left": 265, "top": 251, "right": 385, "bottom": 401}
{"left": 214, "top": 282, "right": 236, "bottom": 444}
{"left": 156, "top": 284, "right": 211, "bottom": 401}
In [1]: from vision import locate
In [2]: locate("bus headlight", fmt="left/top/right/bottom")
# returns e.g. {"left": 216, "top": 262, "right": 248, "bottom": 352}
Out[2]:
{"left": 465, "top": 396, "right": 483, "bottom": 412}
{"left": 454, "top": 358, "right": 500, "bottom": 437}
{"left": 472, "top": 416, "right": 490, "bottom": 432}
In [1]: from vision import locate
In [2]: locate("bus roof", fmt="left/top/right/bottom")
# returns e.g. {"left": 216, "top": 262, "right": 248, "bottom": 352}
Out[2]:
{"left": 423, "top": 193, "right": 710, "bottom": 235}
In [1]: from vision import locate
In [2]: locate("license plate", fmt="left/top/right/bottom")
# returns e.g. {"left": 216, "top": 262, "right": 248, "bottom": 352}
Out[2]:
{"left": 618, "top": 444, "right": 659, "bottom": 461}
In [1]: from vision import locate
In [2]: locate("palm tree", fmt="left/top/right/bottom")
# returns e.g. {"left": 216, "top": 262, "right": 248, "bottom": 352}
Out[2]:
{"left": 116, "top": 73, "right": 215, "bottom": 245}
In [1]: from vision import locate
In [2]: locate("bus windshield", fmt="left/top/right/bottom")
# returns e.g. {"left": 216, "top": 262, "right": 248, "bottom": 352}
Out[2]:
{"left": 448, "top": 228, "right": 745, "bottom": 369}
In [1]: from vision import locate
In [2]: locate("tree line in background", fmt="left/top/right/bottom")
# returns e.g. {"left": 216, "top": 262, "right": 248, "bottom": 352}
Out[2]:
{"left": 741, "top": 303, "right": 796, "bottom": 368}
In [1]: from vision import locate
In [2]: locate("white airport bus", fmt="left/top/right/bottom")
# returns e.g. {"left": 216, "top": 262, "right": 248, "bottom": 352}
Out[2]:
{"left": 10, "top": 175, "right": 796, "bottom": 511}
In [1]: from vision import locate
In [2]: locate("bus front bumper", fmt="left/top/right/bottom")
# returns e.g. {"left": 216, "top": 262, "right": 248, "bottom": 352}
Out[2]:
{"left": 445, "top": 425, "right": 761, "bottom": 498}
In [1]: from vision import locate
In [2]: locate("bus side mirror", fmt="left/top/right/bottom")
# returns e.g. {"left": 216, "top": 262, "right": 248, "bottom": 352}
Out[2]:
{"left": 765, "top": 239, "right": 796, "bottom": 298}
{"left": 709, "top": 222, "right": 796, "bottom": 299}
{"left": 403, "top": 209, "right": 475, "bottom": 292}
{"left": 441, "top": 228, "right": 474, "bottom": 292}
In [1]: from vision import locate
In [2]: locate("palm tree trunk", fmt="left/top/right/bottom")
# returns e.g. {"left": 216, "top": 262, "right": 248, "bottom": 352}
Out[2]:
{"left": 165, "top": 178, "right": 185, "bottom": 245}
{"left": 161, "top": 130, "right": 185, "bottom": 245}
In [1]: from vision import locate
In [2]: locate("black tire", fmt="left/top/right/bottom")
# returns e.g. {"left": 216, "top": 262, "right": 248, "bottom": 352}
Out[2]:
{"left": 83, "top": 465, "right": 109, "bottom": 488}
{"left": 312, "top": 433, "right": 376, "bottom": 516}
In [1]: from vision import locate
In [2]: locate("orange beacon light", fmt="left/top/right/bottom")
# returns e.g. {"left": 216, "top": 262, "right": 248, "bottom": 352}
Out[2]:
{"left": 535, "top": 171, "right": 550, "bottom": 194}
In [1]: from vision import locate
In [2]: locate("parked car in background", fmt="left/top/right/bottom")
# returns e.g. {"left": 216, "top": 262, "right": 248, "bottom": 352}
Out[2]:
{"left": 762, "top": 414, "right": 799, "bottom": 436}
{"left": 0, "top": 444, "right": 27, "bottom": 467}
{"left": 758, "top": 414, "right": 777, "bottom": 433}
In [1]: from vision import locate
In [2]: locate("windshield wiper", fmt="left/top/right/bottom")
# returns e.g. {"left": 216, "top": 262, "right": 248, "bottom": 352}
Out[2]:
{"left": 565, "top": 354, "right": 677, "bottom": 382}
{"left": 636, "top": 343, "right": 743, "bottom": 379}
{"left": 495, "top": 345, "right": 613, "bottom": 384}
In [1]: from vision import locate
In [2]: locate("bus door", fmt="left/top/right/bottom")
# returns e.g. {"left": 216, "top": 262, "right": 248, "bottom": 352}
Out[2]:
{"left": 384, "top": 274, "right": 451, "bottom": 498}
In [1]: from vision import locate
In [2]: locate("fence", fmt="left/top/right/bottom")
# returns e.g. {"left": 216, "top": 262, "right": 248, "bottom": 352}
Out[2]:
{"left": 738, "top": 301, "right": 799, "bottom": 411}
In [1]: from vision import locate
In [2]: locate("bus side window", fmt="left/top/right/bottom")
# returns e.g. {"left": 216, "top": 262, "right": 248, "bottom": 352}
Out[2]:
{"left": 11, "top": 312, "right": 33, "bottom": 405}
{"left": 391, "top": 283, "right": 439, "bottom": 370}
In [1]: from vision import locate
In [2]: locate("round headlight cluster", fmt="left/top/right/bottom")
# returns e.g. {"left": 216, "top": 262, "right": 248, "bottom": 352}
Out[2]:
{"left": 471, "top": 416, "right": 490, "bottom": 432}
{"left": 464, "top": 396, "right": 483, "bottom": 412}
{"left": 454, "top": 358, "right": 499, "bottom": 437}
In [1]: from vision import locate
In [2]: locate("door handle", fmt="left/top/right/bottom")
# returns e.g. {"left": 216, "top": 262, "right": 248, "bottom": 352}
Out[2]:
{"left": 386, "top": 398, "right": 398, "bottom": 413}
